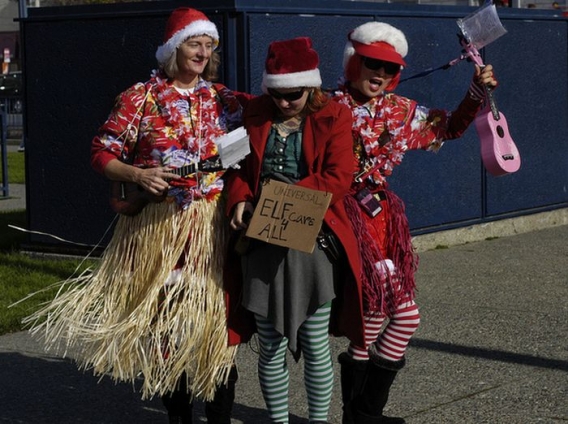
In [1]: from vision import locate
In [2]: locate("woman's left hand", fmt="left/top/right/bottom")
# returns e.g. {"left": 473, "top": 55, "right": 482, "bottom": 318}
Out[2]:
{"left": 230, "top": 201, "right": 254, "bottom": 231}
{"left": 475, "top": 64, "right": 497, "bottom": 89}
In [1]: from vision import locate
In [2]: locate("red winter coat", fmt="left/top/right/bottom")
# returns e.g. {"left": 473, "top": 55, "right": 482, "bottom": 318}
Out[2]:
{"left": 224, "top": 95, "right": 365, "bottom": 348}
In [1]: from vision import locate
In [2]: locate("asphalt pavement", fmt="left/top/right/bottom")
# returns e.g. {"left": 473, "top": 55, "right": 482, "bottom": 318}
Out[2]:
{"left": 1, "top": 143, "right": 567, "bottom": 423}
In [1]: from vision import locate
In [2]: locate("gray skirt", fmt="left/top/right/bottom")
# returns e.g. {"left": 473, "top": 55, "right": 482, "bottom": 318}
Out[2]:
{"left": 241, "top": 241, "right": 335, "bottom": 354}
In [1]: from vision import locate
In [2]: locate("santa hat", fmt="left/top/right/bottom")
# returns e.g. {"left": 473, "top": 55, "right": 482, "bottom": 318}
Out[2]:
{"left": 343, "top": 22, "right": 408, "bottom": 70}
{"left": 155, "top": 8, "right": 219, "bottom": 65}
{"left": 262, "top": 37, "right": 322, "bottom": 92}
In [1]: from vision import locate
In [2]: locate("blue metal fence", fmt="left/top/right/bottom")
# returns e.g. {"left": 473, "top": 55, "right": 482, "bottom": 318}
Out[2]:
{"left": 0, "top": 111, "right": 7, "bottom": 198}
{"left": 0, "top": 97, "right": 23, "bottom": 198}
{"left": 1, "top": 97, "right": 23, "bottom": 131}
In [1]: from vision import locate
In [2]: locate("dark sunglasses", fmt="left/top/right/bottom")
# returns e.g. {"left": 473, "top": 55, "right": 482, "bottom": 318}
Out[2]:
{"left": 362, "top": 57, "right": 401, "bottom": 75}
{"left": 267, "top": 88, "right": 305, "bottom": 102}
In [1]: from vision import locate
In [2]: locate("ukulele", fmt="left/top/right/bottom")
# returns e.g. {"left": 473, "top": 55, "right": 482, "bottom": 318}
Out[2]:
{"left": 461, "top": 39, "right": 521, "bottom": 176}
{"left": 109, "top": 156, "right": 223, "bottom": 216}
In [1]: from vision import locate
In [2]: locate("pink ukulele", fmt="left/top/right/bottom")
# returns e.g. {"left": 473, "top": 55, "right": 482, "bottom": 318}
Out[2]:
{"left": 461, "top": 39, "right": 521, "bottom": 176}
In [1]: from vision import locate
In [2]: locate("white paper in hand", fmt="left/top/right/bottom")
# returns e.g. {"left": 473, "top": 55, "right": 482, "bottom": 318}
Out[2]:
{"left": 215, "top": 126, "right": 251, "bottom": 169}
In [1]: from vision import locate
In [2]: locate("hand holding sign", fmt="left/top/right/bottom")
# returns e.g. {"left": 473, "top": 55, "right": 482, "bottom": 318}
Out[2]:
{"left": 245, "top": 180, "right": 332, "bottom": 253}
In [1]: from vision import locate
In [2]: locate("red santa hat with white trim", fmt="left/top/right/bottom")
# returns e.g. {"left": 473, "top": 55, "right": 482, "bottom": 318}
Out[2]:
{"left": 262, "top": 37, "right": 322, "bottom": 92}
{"left": 343, "top": 21, "right": 408, "bottom": 70}
{"left": 156, "top": 7, "right": 219, "bottom": 65}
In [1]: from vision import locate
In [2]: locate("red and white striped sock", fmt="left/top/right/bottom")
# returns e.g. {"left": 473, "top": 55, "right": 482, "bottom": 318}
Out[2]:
{"left": 375, "top": 299, "right": 420, "bottom": 362}
{"left": 348, "top": 314, "right": 385, "bottom": 360}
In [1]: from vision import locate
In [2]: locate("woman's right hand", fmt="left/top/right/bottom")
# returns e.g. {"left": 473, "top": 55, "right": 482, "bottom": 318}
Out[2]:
{"left": 103, "top": 159, "right": 181, "bottom": 196}
{"left": 230, "top": 201, "right": 254, "bottom": 230}
{"left": 135, "top": 167, "right": 180, "bottom": 196}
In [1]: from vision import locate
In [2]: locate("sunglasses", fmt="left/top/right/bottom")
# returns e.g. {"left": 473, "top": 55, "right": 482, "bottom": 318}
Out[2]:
{"left": 267, "top": 88, "right": 305, "bottom": 102}
{"left": 362, "top": 57, "right": 401, "bottom": 75}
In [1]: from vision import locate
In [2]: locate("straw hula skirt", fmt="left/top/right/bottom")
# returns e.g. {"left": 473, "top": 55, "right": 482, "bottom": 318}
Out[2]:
{"left": 24, "top": 198, "right": 236, "bottom": 400}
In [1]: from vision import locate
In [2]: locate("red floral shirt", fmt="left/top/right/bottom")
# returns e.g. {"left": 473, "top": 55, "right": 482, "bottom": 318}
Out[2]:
{"left": 332, "top": 87, "right": 450, "bottom": 186}
{"left": 91, "top": 70, "right": 242, "bottom": 209}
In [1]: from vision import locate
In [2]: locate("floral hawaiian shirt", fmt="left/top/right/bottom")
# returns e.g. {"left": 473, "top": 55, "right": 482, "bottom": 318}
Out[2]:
{"left": 331, "top": 87, "right": 450, "bottom": 186}
{"left": 91, "top": 70, "right": 243, "bottom": 209}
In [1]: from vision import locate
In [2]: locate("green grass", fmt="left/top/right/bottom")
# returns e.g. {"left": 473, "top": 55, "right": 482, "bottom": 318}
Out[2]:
{"left": 0, "top": 210, "right": 95, "bottom": 335}
{"left": 0, "top": 249, "right": 94, "bottom": 335}
{"left": 7, "top": 151, "right": 25, "bottom": 184}
{"left": 1, "top": 157, "right": 95, "bottom": 336}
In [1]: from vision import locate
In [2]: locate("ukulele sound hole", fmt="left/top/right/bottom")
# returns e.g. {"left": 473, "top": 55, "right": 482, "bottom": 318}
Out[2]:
{"left": 496, "top": 125, "right": 505, "bottom": 138}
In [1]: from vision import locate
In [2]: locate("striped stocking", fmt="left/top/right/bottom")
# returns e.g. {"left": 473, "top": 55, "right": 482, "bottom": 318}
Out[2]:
{"left": 299, "top": 303, "right": 333, "bottom": 422}
{"left": 375, "top": 299, "right": 420, "bottom": 362}
{"left": 255, "top": 302, "right": 333, "bottom": 423}
{"left": 255, "top": 316, "right": 290, "bottom": 423}
{"left": 348, "top": 259, "right": 420, "bottom": 361}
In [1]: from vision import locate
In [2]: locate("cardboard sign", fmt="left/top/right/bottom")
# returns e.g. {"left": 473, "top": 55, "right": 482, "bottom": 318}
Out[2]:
{"left": 245, "top": 180, "right": 332, "bottom": 253}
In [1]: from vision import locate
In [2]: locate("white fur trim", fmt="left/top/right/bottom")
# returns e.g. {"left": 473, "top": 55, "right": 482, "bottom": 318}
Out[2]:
{"left": 343, "top": 41, "right": 355, "bottom": 70}
{"left": 344, "top": 22, "right": 408, "bottom": 69}
{"left": 262, "top": 68, "right": 322, "bottom": 91}
{"left": 350, "top": 22, "right": 408, "bottom": 57}
{"left": 155, "top": 20, "right": 219, "bottom": 64}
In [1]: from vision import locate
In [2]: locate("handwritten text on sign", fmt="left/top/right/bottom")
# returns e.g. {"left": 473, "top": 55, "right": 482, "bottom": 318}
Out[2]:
{"left": 245, "top": 180, "right": 332, "bottom": 253}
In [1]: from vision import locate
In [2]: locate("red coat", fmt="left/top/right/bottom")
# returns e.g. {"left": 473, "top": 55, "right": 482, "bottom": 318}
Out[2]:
{"left": 224, "top": 95, "right": 365, "bottom": 347}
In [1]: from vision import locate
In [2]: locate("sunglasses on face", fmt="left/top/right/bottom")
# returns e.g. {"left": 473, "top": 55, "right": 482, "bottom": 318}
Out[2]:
{"left": 267, "top": 88, "right": 305, "bottom": 102}
{"left": 362, "top": 57, "right": 401, "bottom": 75}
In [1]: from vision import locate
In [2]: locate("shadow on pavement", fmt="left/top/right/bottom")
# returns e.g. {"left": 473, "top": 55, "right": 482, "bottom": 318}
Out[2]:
{"left": 0, "top": 350, "right": 305, "bottom": 423}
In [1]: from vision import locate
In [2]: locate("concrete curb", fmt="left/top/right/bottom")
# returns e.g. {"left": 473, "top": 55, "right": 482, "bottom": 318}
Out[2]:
{"left": 412, "top": 207, "right": 568, "bottom": 252}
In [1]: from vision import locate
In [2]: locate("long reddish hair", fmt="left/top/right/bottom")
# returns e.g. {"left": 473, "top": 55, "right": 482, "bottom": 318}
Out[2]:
{"left": 304, "top": 88, "right": 330, "bottom": 114}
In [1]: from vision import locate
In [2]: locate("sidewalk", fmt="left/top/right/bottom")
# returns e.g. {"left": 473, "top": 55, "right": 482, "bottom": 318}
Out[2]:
{"left": 1, "top": 224, "right": 567, "bottom": 423}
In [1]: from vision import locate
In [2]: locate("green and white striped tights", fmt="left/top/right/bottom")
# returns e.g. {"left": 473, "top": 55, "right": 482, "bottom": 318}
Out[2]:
{"left": 255, "top": 302, "right": 333, "bottom": 423}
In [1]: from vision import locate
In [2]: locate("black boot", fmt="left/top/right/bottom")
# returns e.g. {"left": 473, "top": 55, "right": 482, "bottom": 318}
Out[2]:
{"left": 205, "top": 365, "right": 238, "bottom": 424}
{"left": 351, "top": 351, "right": 406, "bottom": 424}
{"left": 162, "top": 372, "right": 193, "bottom": 424}
{"left": 338, "top": 352, "right": 369, "bottom": 424}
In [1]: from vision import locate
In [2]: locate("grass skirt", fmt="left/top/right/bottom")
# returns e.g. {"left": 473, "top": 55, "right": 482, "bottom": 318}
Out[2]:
{"left": 24, "top": 199, "right": 237, "bottom": 400}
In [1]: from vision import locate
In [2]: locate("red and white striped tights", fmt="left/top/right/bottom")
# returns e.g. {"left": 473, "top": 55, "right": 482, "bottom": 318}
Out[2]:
{"left": 348, "top": 261, "right": 420, "bottom": 362}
